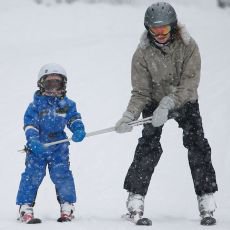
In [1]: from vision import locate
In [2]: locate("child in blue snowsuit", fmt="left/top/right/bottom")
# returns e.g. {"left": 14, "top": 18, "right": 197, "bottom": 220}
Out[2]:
{"left": 16, "top": 63, "right": 85, "bottom": 223}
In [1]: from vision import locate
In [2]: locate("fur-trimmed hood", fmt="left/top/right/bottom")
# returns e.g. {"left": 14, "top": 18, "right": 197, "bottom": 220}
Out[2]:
{"left": 139, "top": 22, "right": 191, "bottom": 49}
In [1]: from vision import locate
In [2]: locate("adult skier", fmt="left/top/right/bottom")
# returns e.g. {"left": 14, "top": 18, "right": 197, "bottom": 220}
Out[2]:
{"left": 16, "top": 63, "right": 86, "bottom": 223}
{"left": 115, "top": 2, "right": 218, "bottom": 226}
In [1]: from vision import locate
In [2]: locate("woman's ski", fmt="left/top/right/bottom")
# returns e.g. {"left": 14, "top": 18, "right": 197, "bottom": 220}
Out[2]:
{"left": 122, "top": 213, "right": 152, "bottom": 226}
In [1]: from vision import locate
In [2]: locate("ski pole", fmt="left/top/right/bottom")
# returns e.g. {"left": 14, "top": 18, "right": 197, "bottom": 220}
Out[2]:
{"left": 45, "top": 115, "right": 155, "bottom": 147}
{"left": 43, "top": 126, "right": 116, "bottom": 147}
{"left": 18, "top": 111, "right": 179, "bottom": 152}
{"left": 17, "top": 116, "right": 151, "bottom": 153}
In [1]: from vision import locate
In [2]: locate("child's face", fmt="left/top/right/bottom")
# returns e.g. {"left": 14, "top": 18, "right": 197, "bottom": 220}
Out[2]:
{"left": 43, "top": 74, "right": 65, "bottom": 97}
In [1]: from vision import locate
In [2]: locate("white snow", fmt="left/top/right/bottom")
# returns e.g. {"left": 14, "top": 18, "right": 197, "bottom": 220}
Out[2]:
{"left": 0, "top": 0, "right": 230, "bottom": 229}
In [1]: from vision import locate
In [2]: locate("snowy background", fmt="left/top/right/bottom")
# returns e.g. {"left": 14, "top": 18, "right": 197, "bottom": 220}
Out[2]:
{"left": 0, "top": 0, "right": 230, "bottom": 229}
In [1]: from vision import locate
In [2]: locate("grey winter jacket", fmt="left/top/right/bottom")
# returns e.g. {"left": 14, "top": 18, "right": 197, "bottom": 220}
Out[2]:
{"left": 126, "top": 24, "right": 201, "bottom": 119}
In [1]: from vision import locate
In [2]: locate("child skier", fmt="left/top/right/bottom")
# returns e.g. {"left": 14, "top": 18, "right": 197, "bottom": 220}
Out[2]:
{"left": 16, "top": 63, "right": 86, "bottom": 223}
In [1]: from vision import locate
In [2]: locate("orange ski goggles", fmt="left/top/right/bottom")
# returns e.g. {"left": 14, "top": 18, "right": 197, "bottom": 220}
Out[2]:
{"left": 149, "top": 25, "right": 171, "bottom": 37}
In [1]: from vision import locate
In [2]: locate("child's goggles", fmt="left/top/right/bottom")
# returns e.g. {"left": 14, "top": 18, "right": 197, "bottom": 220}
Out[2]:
{"left": 43, "top": 79, "right": 65, "bottom": 91}
{"left": 149, "top": 25, "right": 171, "bottom": 37}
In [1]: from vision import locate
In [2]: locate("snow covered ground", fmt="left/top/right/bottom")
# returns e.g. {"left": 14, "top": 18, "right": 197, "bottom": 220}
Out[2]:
{"left": 0, "top": 0, "right": 230, "bottom": 229}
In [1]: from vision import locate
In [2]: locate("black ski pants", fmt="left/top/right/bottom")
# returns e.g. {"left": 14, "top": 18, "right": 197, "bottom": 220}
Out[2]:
{"left": 124, "top": 100, "right": 218, "bottom": 196}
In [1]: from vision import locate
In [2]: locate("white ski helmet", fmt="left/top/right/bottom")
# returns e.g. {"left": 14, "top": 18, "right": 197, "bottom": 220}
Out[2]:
{"left": 38, "top": 63, "right": 67, "bottom": 81}
{"left": 37, "top": 63, "right": 67, "bottom": 96}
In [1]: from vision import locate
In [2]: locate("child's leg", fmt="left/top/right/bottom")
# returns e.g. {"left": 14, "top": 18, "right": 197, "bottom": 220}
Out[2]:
{"left": 48, "top": 143, "right": 76, "bottom": 204}
{"left": 16, "top": 153, "right": 47, "bottom": 205}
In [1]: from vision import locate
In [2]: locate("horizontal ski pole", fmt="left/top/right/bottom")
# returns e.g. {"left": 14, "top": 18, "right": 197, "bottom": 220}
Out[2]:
{"left": 18, "top": 117, "right": 152, "bottom": 152}
{"left": 86, "top": 126, "right": 115, "bottom": 137}
{"left": 44, "top": 138, "right": 72, "bottom": 147}
{"left": 18, "top": 112, "right": 179, "bottom": 152}
{"left": 45, "top": 116, "right": 153, "bottom": 146}
{"left": 43, "top": 126, "right": 116, "bottom": 147}
{"left": 128, "top": 116, "right": 152, "bottom": 126}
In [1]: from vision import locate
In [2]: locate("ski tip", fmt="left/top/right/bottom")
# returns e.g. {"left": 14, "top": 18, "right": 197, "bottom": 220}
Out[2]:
{"left": 136, "top": 218, "right": 152, "bottom": 226}
{"left": 200, "top": 216, "right": 216, "bottom": 226}
{"left": 27, "top": 218, "right": 42, "bottom": 224}
{"left": 17, "top": 217, "right": 42, "bottom": 224}
{"left": 122, "top": 213, "right": 152, "bottom": 226}
{"left": 57, "top": 217, "right": 72, "bottom": 222}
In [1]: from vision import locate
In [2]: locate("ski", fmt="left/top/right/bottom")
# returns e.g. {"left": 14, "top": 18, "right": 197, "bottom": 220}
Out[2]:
{"left": 57, "top": 217, "right": 71, "bottom": 222}
{"left": 57, "top": 214, "right": 74, "bottom": 222}
{"left": 17, "top": 217, "right": 42, "bottom": 224}
{"left": 136, "top": 218, "right": 152, "bottom": 226}
{"left": 26, "top": 218, "right": 42, "bottom": 224}
{"left": 122, "top": 213, "right": 152, "bottom": 226}
{"left": 200, "top": 216, "right": 216, "bottom": 226}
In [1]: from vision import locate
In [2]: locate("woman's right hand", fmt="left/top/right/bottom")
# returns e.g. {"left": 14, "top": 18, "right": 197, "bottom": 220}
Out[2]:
{"left": 115, "top": 111, "right": 135, "bottom": 133}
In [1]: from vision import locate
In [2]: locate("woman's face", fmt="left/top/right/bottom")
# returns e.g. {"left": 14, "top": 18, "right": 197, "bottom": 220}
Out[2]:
{"left": 149, "top": 25, "right": 171, "bottom": 44}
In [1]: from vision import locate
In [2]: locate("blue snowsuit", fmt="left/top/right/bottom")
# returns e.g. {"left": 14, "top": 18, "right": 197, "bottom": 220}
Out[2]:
{"left": 16, "top": 91, "right": 84, "bottom": 205}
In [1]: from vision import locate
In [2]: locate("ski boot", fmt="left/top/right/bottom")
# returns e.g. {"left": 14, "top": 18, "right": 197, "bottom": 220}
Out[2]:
{"left": 19, "top": 204, "right": 41, "bottom": 224}
{"left": 198, "top": 193, "right": 217, "bottom": 226}
{"left": 57, "top": 202, "right": 75, "bottom": 222}
{"left": 123, "top": 192, "right": 152, "bottom": 225}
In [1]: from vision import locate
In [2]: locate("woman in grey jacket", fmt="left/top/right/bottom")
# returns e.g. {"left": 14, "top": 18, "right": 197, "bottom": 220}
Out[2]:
{"left": 115, "top": 2, "right": 218, "bottom": 226}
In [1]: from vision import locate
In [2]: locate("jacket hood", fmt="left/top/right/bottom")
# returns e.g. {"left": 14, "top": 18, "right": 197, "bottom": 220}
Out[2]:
{"left": 139, "top": 22, "right": 191, "bottom": 49}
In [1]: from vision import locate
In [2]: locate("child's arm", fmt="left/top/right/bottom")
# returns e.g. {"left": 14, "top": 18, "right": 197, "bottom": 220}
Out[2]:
{"left": 67, "top": 102, "right": 86, "bottom": 142}
{"left": 24, "top": 103, "right": 40, "bottom": 140}
{"left": 23, "top": 103, "right": 45, "bottom": 154}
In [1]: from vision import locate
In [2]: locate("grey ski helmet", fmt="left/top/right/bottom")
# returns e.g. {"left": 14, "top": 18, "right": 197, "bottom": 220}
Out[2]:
{"left": 144, "top": 2, "right": 177, "bottom": 30}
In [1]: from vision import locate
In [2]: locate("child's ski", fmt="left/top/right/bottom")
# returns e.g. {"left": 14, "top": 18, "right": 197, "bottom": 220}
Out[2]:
{"left": 57, "top": 217, "right": 71, "bottom": 222}
{"left": 57, "top": 214, "right": 74, "bottom": 222}
{"left": 17, "top": 217, "right": 42, "bottom": 224}
{"left": 26, "top": 218, "right": 42, "bottom": 224}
